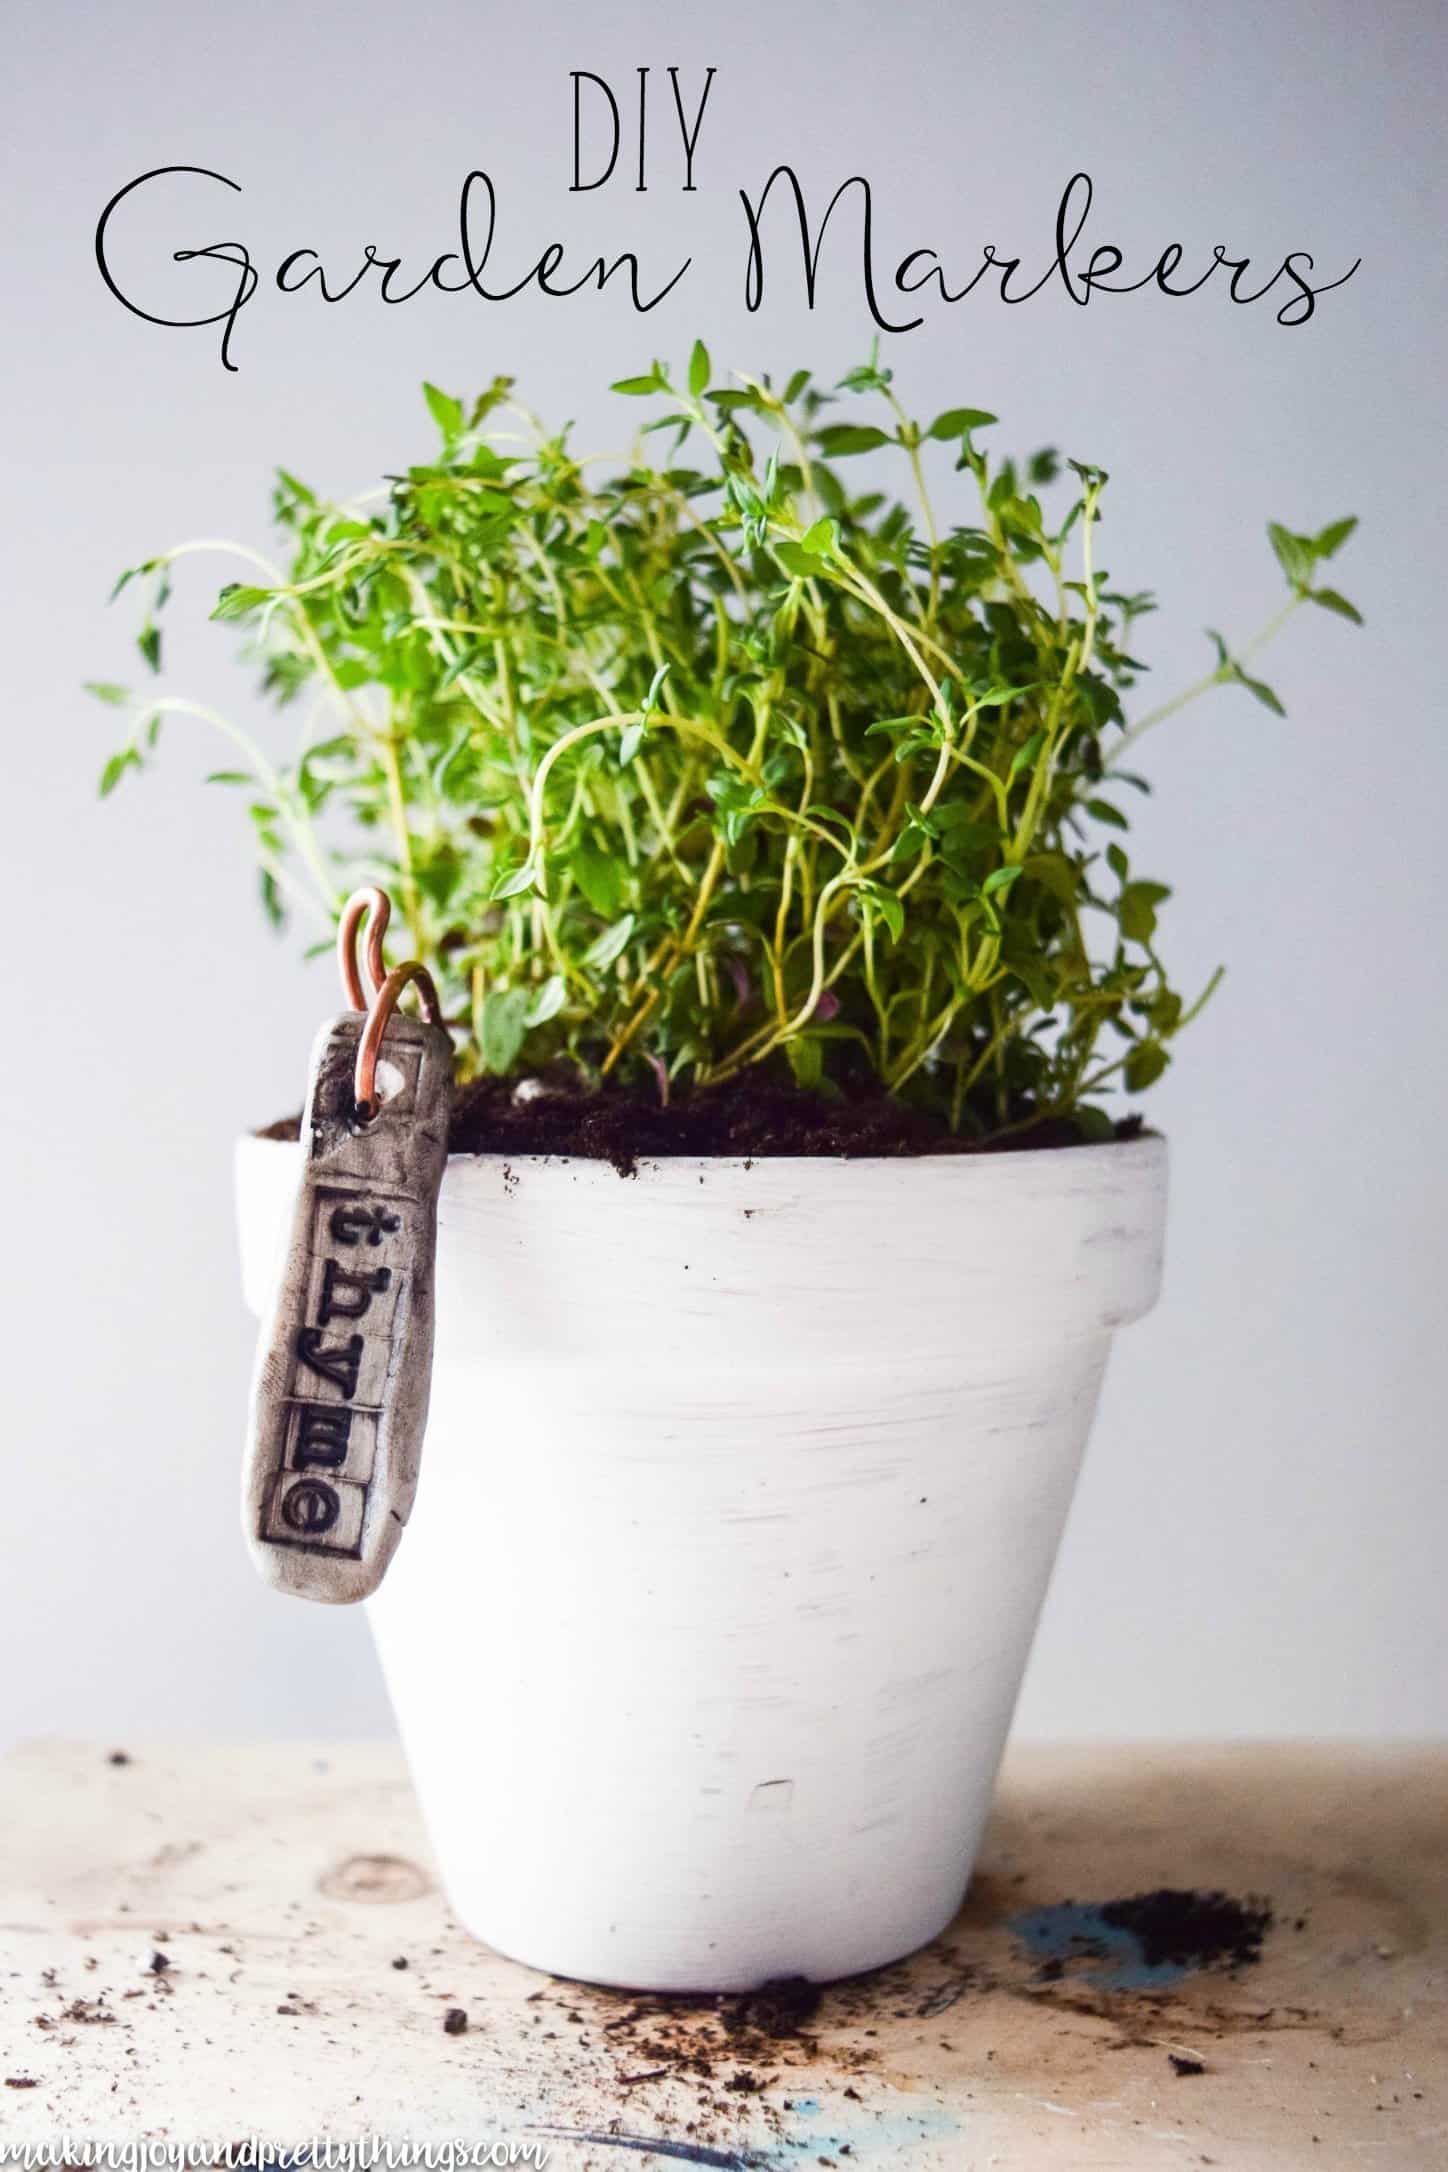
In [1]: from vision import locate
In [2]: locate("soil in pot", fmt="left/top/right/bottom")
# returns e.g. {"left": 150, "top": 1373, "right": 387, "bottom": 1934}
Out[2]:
{"left": 260, "top": 1069, "right": 1145, "bottom": 1173}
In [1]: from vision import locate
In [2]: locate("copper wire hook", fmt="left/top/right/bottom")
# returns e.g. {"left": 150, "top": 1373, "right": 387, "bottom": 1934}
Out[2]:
{"left": 354, "top": 962, "right": 443, "bottom": 1120}
{"left": 337, "top": 887, "right": 392, "bottom": 1010}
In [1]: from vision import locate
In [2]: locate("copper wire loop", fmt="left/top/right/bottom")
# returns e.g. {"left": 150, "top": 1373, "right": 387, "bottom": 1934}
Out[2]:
{"left": 337, "top": 886, "right": 392, "bottom": 1009}
{"left": 354, "top": 963, "right": 443, "bottom": 1120}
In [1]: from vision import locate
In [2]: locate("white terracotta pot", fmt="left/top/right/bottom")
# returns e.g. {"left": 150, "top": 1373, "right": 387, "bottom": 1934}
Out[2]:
{"left": 237, "top": 1132, "right": 1167, "bottom": 1992}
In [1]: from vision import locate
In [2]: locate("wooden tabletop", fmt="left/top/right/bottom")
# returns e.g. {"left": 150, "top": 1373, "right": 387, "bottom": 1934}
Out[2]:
{"left": 2, "top": 1741, "right": 1443, "bottom": 2168}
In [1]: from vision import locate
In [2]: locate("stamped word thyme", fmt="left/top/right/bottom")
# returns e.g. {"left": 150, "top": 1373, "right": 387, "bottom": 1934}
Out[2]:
{"left": 244, "top": 1009, "right": 451, "bottom": 1604}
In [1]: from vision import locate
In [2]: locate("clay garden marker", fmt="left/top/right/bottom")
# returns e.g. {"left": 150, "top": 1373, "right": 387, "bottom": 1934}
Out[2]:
{"left": 243, "top": 893, "right": 452, "bottom": 1603}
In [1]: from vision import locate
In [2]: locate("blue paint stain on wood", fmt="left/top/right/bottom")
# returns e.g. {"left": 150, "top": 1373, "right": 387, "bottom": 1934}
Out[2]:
{"left": 1009, "top": 1898, "right": 1190, "bottom": 1988}
{"left": 533, "top": 2133, "right": 772, "bottom": 2169}
{"left": 1009, "top": 1888, "right": 1272, "bottom": 1990}
{"left": 768, "top": 2103, "right": 961, "bottom": 2163}
{"left": 537, "top": 2102, "right": 961, "bottom": 2167}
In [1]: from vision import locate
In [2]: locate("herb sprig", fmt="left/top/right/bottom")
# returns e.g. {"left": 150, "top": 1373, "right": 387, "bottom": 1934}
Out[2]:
{"left": 95, "top": 350, "right": 1359, "bottom": 1137}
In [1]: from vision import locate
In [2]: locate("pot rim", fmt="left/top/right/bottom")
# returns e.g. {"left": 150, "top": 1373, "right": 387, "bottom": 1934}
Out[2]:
{"left": 237, "top": 1126, "right": 1167, "bottom": 1343}
{"left": 241, "top": 1126, "right": 1165, "bottom": 1177}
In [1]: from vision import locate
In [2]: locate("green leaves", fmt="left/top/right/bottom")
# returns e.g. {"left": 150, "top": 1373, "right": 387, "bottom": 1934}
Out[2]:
{"left": 92, "top": 348, "right": 1362, "bottom": 1136}
{"left": 814, "top": 424, "right": 892, "bottom": 457}
{"left": 927, "top": 407, "right": 997, "bottom": 442}
{"left": 210, "top": 584, "right": 271, "bottom": 624}
{"left": 525, "top": 975, "right": 567, "bottom": 1028}
{"left": 98, "top": 747, "right": 141, "bottom": 797}
{"left": 492, "top": 858, "right": 541, "bottom": 900}
{"left": 1267, "top": 521, "right": 1314, "bottom": 588}
{"left": 1315, "top": 515, "right": 1357, "bottom": 559}
{"left": 1208, "top": 630, "right": 1287, "bottom": 716}
{"left": 480, "top": 987, "right": 530, "bottom": 1074}
{"left": 1235, "top": 667, "right": 1286, "bottom": 717}
{"left": 1119, "top": 881, "right": 1170, "bottom": 946}
{"left": 785, "top": 1035, "right": 825, "bottom": 1090}
{"left": 773, "top": 542, "right": 819, "bottom": 580}
{"left": 572, "top": 842, "right": 624, "bottom": 917}
{"left": 855, "top": 881, "right": 905, "bottom": 944}
{"left": 423, "top": 382, "right": 464, "bottom": 443}
{"left": 1124, "top": 1042, "right": 1169, "bottom": 1092}
{"left": 642, "top": 660, "right": 670, "bottom": 718}
{"left": 581, "top": 913, "right": 636, "bottom": 973}
{"left": 608, "top": 665, "right": 672, "bottom": 767}
{"left": 1266, "top": 514, "right": 1363, "bottom": 625}
{"left": 1310, "top": 588, "right": 1363, "bottom": 625}
{"left": 611, "top": 362, "right": 671, "bottom": 397}
{"left": 1008, "top": 728, "right": 1046, "bottom": 782}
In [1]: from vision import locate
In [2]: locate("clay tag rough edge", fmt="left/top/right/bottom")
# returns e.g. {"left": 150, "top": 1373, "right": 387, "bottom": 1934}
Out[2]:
{"left": 242, "top": 1009, "right": 452, "bottom": 1605}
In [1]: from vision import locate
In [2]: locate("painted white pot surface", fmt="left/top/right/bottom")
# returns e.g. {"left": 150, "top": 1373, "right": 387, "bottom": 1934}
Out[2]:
{"left": 237, "top": 1133, "right": 1167, "bottom": 1992}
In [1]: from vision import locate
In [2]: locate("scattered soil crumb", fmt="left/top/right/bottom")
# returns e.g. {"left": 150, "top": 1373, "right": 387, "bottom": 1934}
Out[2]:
{"left": 724, "top": 1976, "right": 824, "bottom": 2042}
{"left": 443, "top": 2008, "right": 468, "bottom": 2036}
{"left": 1170, "top": 2053, "right": 1208, "bottom": 2077}
{"left": 1100, "top": 1890, "right": 1274, "bottom": 1973}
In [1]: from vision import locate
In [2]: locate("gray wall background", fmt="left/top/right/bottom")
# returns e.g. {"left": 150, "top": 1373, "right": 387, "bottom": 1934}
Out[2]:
{"left": 4, "top": 0, "right": 1446, "bottom": 1747}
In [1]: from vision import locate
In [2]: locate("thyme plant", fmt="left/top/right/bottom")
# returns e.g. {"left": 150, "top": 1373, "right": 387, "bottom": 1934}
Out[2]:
{"left": 95, "top": 351, "right": 1359, "bottom": 1138}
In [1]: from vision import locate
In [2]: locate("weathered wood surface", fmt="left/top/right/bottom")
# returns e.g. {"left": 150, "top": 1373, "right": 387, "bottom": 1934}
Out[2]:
{"left": 2, "top": 1741, "right": 1444, "bottom": 2167}
{"left": 243, "top": 1011, "right": 451, "bottom": 1604}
